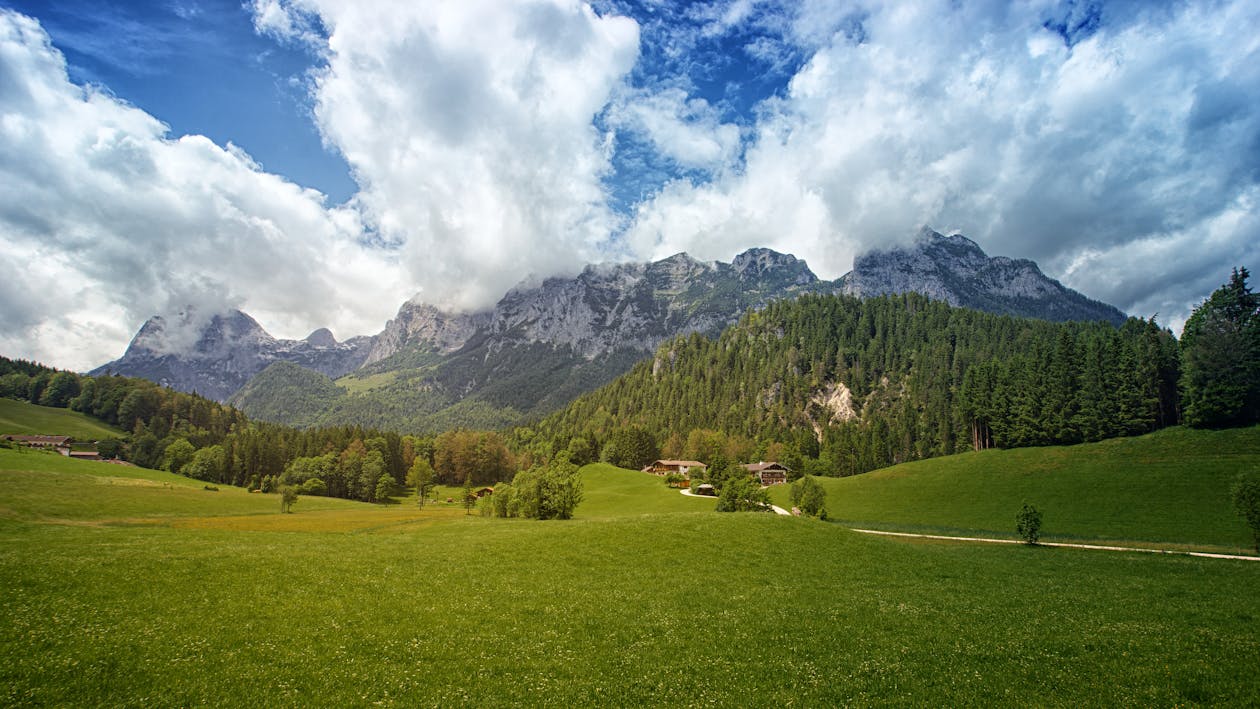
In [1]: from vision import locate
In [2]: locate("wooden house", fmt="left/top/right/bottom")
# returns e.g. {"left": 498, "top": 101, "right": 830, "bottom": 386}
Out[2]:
{"left": 641, "top": 459, "right": 707, "bottom": 478}
{"left": 743, "top": 461, "right": 790, "bottom": 486}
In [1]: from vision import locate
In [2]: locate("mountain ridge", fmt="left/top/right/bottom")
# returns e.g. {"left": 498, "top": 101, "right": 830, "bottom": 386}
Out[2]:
{"left": 93, "top": 230, "right": 1131, "bottom": 430}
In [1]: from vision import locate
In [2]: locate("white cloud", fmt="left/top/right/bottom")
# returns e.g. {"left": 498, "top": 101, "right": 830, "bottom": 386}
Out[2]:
{"left": 259, "top": 0, "right": 640, "bottom": 310}
{"left": 625, "top": 0, "right": 1260, "bottom": 331}
{"left": 0, "top": 10, "right": 404, "bottom": 370}
{"left": 606, "top": 87, "right": 741, "bottom": 171}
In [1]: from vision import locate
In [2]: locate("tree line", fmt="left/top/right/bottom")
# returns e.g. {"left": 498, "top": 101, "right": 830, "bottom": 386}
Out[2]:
{"left": 0, "top": 360, "right": 513, "bottom": 502}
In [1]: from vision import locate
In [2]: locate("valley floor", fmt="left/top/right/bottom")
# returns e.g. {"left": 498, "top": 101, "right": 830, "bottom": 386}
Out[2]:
{"left": 2, "top": 449, "right": 1259, "bottom": 705}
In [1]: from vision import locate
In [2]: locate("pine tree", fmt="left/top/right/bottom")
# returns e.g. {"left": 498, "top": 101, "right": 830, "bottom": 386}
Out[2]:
{"left": 1181, "top": 268, "right": 1260, "bottom": 428}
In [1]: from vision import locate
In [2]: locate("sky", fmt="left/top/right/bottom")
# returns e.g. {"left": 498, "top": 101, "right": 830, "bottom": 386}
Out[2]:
{"left": 1, "top": 0, "right": 1258, "bottom": 371}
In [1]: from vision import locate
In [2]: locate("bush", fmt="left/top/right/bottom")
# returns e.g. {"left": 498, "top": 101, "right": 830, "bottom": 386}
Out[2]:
{"left": 1231, "top": 473, "right": 1260, "bottom": 553}
{"left": 790, "top": 475, "right": 828, "bottom": 519}
{"left": 716, "top": 476, "right": 771, "bottom": 513}
{"left": 1016, "top": 503, "right": 1042, "bottom": 545}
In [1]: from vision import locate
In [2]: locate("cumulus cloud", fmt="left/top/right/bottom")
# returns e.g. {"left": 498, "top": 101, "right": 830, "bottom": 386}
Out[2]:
{"left": 254, "top": 0, "right": 639, "bottom": 310}
{"left": 625, "top": 0, "right": 1260, "bottom": 330}
{"left": 0, "top": 10, "right": 404, "bottom": 370}
{"left": 5, "top": 0, "right": 1260, "bottom": 373}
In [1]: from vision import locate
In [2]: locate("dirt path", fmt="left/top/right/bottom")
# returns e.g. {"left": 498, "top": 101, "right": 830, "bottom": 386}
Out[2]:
{"left": 852, "top": 528, "right": 1260, "bottom": 561}
{"left": 678, "top": 488, "right": 791, "bottom": 515}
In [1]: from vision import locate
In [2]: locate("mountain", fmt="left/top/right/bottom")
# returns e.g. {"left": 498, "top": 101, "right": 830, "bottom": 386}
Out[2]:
{"left": 96, "top": 231, "right": 1131, "bottom": 431}
{"left": 839, "top": 228, "right": 1127, "bottom": 326}
{"left": 90, "top": 309, "right": 371, "bottom": 402}
{"left": 243, "top": 248, "right": 840, "bottom": 431}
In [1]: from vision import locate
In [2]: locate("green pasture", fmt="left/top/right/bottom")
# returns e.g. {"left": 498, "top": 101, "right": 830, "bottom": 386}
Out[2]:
{"left": 1, "top": 434, "right": 1259, "bottom": 705}
{"left": 576, "top": 462, "right": 715, "bottom": 518}
{"left": 0, "top": 398, "right": 124, "bottom": 440}
{"left": 769, "top": 426, "right": 1260, "bottom": 553}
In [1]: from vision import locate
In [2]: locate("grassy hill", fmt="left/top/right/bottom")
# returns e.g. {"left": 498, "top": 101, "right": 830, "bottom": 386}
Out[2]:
{"left": 2, "top": 446, "right": 1259, "bottom": 705}
{"left": 576, "top": 462, "right": 715, "bottom": 518}
{"left": 0, "top": 397, "right": 123, "bottom": 440}
{"left": 768, "top": 426, "right": 1260, "bottom": 552}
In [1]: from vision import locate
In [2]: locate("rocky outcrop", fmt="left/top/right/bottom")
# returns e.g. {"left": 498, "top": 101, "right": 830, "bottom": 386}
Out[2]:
{"left": 840, "top": 228, "right": 1127, "bottom": 325}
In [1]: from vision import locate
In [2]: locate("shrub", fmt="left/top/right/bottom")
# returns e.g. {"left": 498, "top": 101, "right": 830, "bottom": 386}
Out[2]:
{"left": 1231, "top": 473, "right": 1260, "bottom": 553}
{"left": 1016, "top": 503, "right": 1042, "bottom": 545}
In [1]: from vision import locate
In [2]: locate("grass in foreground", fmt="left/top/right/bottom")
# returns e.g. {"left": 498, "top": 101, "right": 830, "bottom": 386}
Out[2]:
{"left": 1, "top": 449, "right": 1259, "bottom": 705}
{"left": 0, "top": 398, "right": 124, "bottom": 440}
{"left": 768, "top": 426, "right": 1260, "bottom": 553}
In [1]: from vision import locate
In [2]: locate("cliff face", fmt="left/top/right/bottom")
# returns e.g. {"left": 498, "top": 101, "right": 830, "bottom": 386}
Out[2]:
{"left": 840, "top": 228, "right": 1127, "bottom": 326}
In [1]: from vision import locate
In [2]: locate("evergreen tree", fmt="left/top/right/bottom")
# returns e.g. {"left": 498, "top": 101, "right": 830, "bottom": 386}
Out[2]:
{"left": 1181, "top": 268, "right": 1260, "bottom": 428}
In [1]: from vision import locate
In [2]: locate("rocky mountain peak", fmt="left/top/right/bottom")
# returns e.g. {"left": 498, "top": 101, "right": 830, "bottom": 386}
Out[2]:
{"left": 361, "top": 301, "right": 490, "bottom": 366}
{"left": 842, "top": 228, "right": 1127, "bottom": 325}
{"left": 92, "top": 307, "right": 370, "bottom": 402}
{"left": 732, "top": 248, "right": 817, "bottom": 284}
{"left": 304, "top": 328, "right": 338, "bottom": 347}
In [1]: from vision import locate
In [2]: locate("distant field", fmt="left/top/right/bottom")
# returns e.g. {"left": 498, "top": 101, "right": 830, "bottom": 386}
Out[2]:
{"left": 768, "top": 426, "right": 1260, "bottom": 552}
{"left": 335, "top": 370, "right": 397, "bottom": 394}
{"left": 0, "top": 397, "right": 124, "bottom": 440}
{"left": 2, "top": 437, "right": 1260, "bottom": 705}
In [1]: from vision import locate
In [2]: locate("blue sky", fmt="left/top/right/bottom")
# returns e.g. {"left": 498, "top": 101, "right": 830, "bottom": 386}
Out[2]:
{"left": 1, "top": 0, "right": 1258, "bottom": 370}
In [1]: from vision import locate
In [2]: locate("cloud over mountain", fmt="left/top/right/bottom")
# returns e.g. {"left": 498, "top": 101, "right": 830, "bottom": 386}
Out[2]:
{"left": 1, "top": 1, "right": 1258, "bottom": 370}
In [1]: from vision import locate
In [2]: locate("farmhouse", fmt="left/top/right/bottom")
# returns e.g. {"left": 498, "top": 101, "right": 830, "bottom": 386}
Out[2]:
{"left": 642, "top": 459, "right": 707, "bottom": 477}
{"left": 474, "top": 486, "right": 495, "bottom": 498}
{"left": 743, "top": 461, "right": 790, "bottom": 486}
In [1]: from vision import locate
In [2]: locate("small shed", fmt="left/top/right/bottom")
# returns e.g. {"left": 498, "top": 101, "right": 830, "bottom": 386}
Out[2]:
{"left": 474, "top": 486, "right": 496, "bottom": 498}
{"left": 743, "top": 461, "right": 790, "bottom": 486}
{"left": 694, "top": 483, "right": 717, "bottom": 497}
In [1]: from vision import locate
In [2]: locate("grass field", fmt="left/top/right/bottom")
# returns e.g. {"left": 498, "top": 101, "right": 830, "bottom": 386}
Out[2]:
{"left": 2, "top": 436, "right": 1259, "bottom": 704}
{"left": 0, "top": 398, "right": 124, "bottom": 440}
{"left": 768, "top": 426, "right": 1260, "bottom": 553}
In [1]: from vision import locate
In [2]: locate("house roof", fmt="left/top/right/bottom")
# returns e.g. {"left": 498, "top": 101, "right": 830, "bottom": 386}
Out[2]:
{"left": 650, "top": 459, "right": 707, "bottom": 468}
{"left": 4, "top": 435, "right": 72, "bottom": 445}
{"left": 743, "top": 461, "right": 790, "bottom": 473}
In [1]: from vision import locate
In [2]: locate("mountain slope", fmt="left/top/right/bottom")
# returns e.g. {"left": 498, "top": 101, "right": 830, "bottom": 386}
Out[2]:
{"left": 530, "top": 292, "right": 1176, "bottom": 476}
{"left": 840, "top": 228, "right": 1127, "bottom": 325}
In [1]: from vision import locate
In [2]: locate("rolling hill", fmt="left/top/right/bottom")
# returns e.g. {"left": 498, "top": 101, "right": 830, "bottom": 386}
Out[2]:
{"left": 0, "top": 398, "right": 124, "bottom": 440}
{"left": 768, "top": 425, "right": 1260, "bottom": 552}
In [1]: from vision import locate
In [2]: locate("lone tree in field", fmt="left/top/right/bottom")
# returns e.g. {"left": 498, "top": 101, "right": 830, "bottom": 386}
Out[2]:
{"left": 1016, "top": 503, "right": 1042, "bottom": 545}
{"left": 407, "top": 457, "right": 436, "bottom": 508}
{"left": 462, "top": 477, "right": 476, "bottom": 515}
{"left": 279, "top": 485, "right": 298, "bottom": 514}
{"left": 790, "top": 475, "right": 828, "bottom": 519}
{"left": 1231, "top": 473, "right": 1260, "bottom": 553}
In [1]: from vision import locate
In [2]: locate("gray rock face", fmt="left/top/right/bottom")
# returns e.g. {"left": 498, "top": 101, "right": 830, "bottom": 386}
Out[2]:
{"left": 362, "top": 303, "right": 490, "bottom": 365}
{"left": 90, "top": 309, "right": 371, "bottom": 402}
{"left": 840, "top": 228, "right": 1127, "bottom": 325}
{"left": 481, "top": 249, "right": 829, "bottom": 360}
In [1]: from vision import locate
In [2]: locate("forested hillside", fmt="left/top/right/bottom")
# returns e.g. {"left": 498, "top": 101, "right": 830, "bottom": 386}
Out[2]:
{"left": 524, "top": 293, "right": 1179, "bottom": 476}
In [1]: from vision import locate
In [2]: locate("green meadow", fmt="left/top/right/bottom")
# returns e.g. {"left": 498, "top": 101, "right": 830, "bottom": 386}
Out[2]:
{"left": 2, "top": 437, "right": 1260, "bottom": 704}
{"left": 0, "top": 397, "right": 124, "bottom": 440}
{"left": 768, "top": 426, "right": 1260, "bottom": 553}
